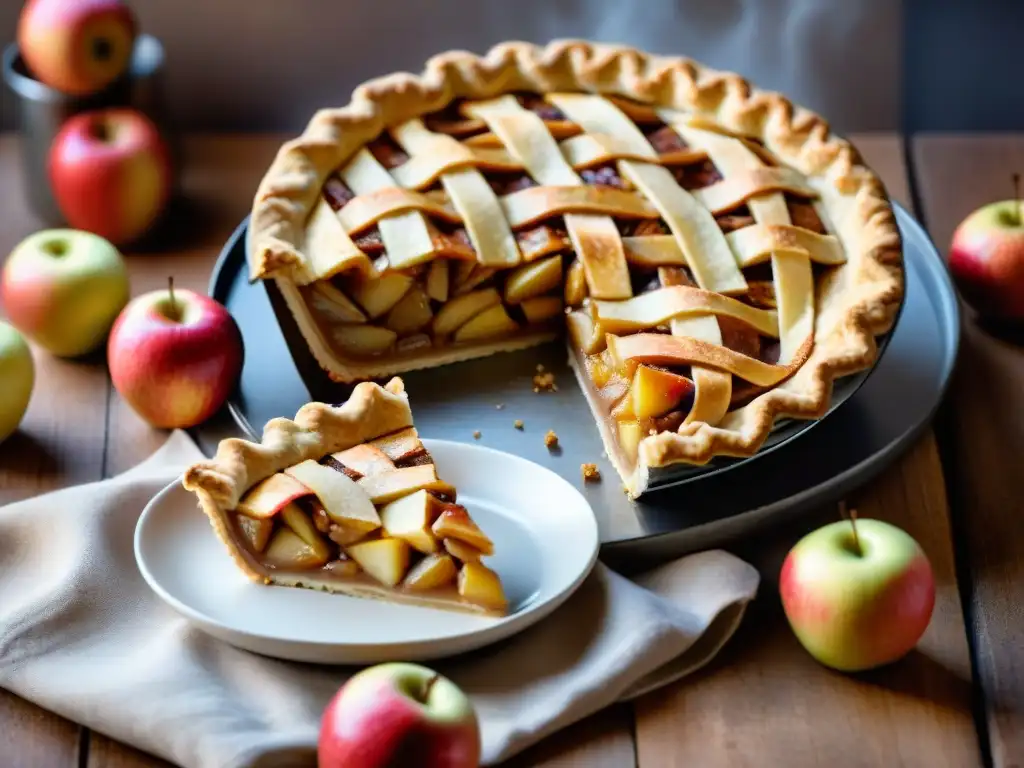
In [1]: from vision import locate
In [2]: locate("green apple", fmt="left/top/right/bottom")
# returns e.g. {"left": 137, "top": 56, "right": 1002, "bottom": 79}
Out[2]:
{"left": 1, "top": 229, "right": 130, "bottom": 358}
{"left": 779, "top": 518, "right": 935, "bottom": 672}
{"left": 0, "top": 321, "right": 35, "bottom": 443}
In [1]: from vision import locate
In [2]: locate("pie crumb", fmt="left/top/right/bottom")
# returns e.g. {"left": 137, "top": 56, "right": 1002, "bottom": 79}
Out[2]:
{"left": 544, "top": 430, "right": 558, "bottom": 449}
{"left": 532, "top": 370, "right": 557, "bottom": 392}
{"left": 581, "top": 463, "right": 601, "bottom": 482}
{"left": 536, "top": 364, "right": 545, "bottom": 373}
{"left": 514, "top": 419, "right": 524, "bottom": 430}
{"left": 473, "top": 430, "right": 481, "bottom": 439}
{"left": 496, "top": 403, "right": 505, "bottom": 410}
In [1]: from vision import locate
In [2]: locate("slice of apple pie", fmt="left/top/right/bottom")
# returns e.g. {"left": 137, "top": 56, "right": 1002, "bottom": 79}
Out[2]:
{"left": 181, "top": 377, "right": 508, "bottom": 615}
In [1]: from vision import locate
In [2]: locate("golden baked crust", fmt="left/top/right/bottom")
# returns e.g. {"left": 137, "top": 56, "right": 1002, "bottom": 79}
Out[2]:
{"left": 182, "top": 378, "right": 412, "bottom": 582}
{"left": 245, "top": 39, "right": 903, "bottom": 496}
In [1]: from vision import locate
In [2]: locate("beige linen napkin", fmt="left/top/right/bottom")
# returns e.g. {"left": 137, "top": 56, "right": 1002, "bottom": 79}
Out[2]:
{"left": 0, "top": 431, "right": 759, "bottom": 768}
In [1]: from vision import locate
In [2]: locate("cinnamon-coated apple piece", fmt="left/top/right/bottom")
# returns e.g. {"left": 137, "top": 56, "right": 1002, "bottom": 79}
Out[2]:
{"left": 431, "top": 506, "right": 494, "bottom": 555}
{"left": 263, "top": 528, "right": 331, "bottom": 569}
{"left": 504, "top": 254, "right": 563, "bottom": 305}
{"left": 585, "top": 350, "right": 615, "bottom": 389}
{"left": 236, "top": 513, "right": 274, "bottom": 553}
{"left": 630, "top": 365, "right": 696, "bottom": 419}
{"left": 458, "top": 561, "right": 507, "bottom": 611}
{"left": 443, "top": 538, "right": 483, "bottom": 563}
{"left": 564, "top": 259, "right": 588, "bottom": 307}
{"left": 346, "top": 538, "right": 412, "bottom": 587}
{"left": 279, "top": 503, "right": 333, "bottom": 562}
{"left": 368, "top": 427, "right": 426, "bottom": 463}
{"left": 425, "top": 259, "right": 449, "bottom": 302}
{"left": 349, "top": 273, "right": 414, "bottom": 318}
{"left": 432, "top": 288, "right": 501, "bottom": 337}
{"left": 521, "top": 296, "right": 563, "bottom": 324}
{"left": 403, "top": 553, "right": 458, "bottom": 591}
{"left": 324, "top": 555, "right": 361, "bottom": 578}
{"left": 236, "top": 473, "right": 311, "bottom": 519}
{"left": 331, "top": 443, "right": 395, "bottom": 476}
{"left": 380, "top": 489, "right": 442, "bottom": 554}
{"left": 284, "top": 460, "right": 381, "bottom": 533}
{"left": 384, "top": 285, "right": 433, "bottom": 336}
{"left": 358, "top": 464, "right": 446, "bottom": 505}
{"left": 453, "top": 304, "right": 519, "bottom": 343}
{"left": 331, "top": 324, "right": 397, "bottom": 357}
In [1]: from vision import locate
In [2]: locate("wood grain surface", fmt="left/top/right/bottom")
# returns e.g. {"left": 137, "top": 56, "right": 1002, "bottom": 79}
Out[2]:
{"left": 913, "top": 134, "right": 1024, "bottom": 768}
{"left": 0, "top": 133, "right": 978, "bottom": 768}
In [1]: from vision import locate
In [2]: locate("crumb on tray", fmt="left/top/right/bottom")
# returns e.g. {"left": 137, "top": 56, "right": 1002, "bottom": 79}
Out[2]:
{"left": 473, "top": 430, "right": 481, "bottom": 439}
{"left": 544, "top": 430, "right": 558, "bottom": 449}
{"left": 514, "top": 419, "right": 524, "bottom": 430}
{"left": 581, "top": 463, "right": 601, "bottom": 482}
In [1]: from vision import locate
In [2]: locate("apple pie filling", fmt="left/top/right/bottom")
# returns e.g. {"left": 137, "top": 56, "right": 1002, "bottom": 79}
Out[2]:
{"left": 228, "top": 426, "right": 508, "bottom": 615}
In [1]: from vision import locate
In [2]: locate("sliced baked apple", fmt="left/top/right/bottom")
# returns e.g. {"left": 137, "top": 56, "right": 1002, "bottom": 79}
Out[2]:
{"left": 347, "top": 538, "right": 411, "bottom": 587}
{"left": 432, "top": 505, "right": 494, "bottom": 555}
{"left": 263, "top": 528, "right": 330, "bottom": 569}
{"left": 358, "top": 464, "right": 445, "bottom": 505}
{"left": 504, "top": 254, "right": 562, "bottom": 304}
{"left": 521, "top": 296, "right": 563, "bottom": 324}
{"left": 443, "top": 538, "right": 483, "bottom": 563}
{"left": 324, "top": 555, "right": 361, "bottom": 578}
{"left": 284, "top": 460, "right": 381, "bottom": 533}
{"left": 458, "top": 561, "right": 507, "bottom": 611}
{"left": 236, "top": 473, "right": 311, "bottom": 519}
{"left": 236, "top": 514, "right": 274, "bottom": 553}
{"left": 279, "top": 503, "right": 333, "bottom": 562}
{"left": 368, "top": 428, "right": 426, "bottom": 463}
{"left": 453, "top": 304, "right": 519, "bottom": 343}
{"left": 566, "top": 309, "right": 605, "bottom": 355}
{"left": 331, "top": 324, "right": 397, "bottom": 357}
{"left": 631, "top": 365, "right": 696, "bottom": 419}
{"left": 426, "top": 259, "right": 450, "bottom": 302}
{"left": 404, "top": 553, "right": 458, "bottom": 591}
{"left": 349, "top": 272, "right": 414, "bottom": 318}
{"left": 455, "top": 265, "right": 497, "bottom": 296}
{"left": 331, "top": 444, "right": 395, "bottom": 476}
{"left": 385, "top": 285, "right": 433, "bottom": 336}
{"left": 617, "top": 421, "right": 644, "bottom": 461}
{"left": 380, "top": 489, "right": 442, "bottom": 554}
{"left": 432, "top": 288, "right": 501, "bottom": 337}
{"left": 564, "top": 259, "right": 588, "bottom": 307}
{"left": 309, "top": 282, "right": 367, "bottom": 324}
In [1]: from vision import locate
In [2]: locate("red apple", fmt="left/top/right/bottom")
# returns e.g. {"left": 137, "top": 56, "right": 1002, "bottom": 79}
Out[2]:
{"left": 319, "top": 663, "right": 481, "bottom": 768}
{"left": 18, "top": 0, "right": 136, "bottom": 96}
{"left": 48, "top": 108, "right": 172, "bottom": 246}
{"left": 949, "top": 199, "right": 1024, "bottom": 321}
{"left": 779, "top": 518, "right": 935, "bottom": 672}
{"left": 107, "top": 283, "right": 243, "bottom": 429}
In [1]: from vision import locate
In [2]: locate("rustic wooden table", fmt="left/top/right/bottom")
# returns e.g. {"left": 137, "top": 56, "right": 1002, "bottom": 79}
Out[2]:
{"left": 0, "top": 131, "right": 1015, "bottom": 768}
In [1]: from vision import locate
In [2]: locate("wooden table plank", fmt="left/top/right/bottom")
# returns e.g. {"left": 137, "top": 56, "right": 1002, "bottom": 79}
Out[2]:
{"left": 912, "top": 133, "right": 1024, "bottom": 768}
{"left": 632, "top": 134, "right": 980, "bottom": 767}
{"left": 0, "top": 134, "right": 105, "bottom": 768}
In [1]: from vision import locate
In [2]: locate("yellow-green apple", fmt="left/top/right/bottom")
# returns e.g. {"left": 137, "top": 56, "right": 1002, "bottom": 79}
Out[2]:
{"left": 318, "top": 662, "right": 480, "bottom": 768}
{"left": 0, "top": 322, "right": 35, "bottom": 443}
{"left": 779, "top": 518, "right": 935, "bottom": 672}
{"left": 948, "top": 198, "right": 1024, "bottom": 321}
{"left": 48, "top": 108, "right": 172, "bottom": 246}
{"left": 18, "top": 0, "right": 136, "bottom": 96}
{"left": 1, "top": 229, "right": 129, "bottom": 357}
{"left": 107, "top": 283, "right": 243, "bottom": 429}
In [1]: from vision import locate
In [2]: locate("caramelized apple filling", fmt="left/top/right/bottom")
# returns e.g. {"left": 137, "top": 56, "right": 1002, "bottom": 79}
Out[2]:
{"left": 230, "top": 426, "right": 507, "bottom": 613}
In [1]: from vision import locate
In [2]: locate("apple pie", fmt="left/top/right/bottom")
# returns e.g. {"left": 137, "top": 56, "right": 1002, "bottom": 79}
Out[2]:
{"left": 245, "top": 40, "right": 904, "bottom": 496}
{"left": 181, "top": 378, "right": 508, "bottom": 615}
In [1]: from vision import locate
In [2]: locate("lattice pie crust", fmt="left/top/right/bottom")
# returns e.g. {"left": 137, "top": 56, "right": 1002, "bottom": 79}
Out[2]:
{"left": 244, "top": 40, "right": 903, "bottom": 496}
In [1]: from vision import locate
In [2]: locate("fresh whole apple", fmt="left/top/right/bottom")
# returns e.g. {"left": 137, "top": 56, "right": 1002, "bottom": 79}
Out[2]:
{"left": 779, "top": 518, "right": 935, "bottom": 672}
{"left": 107, "top": 283, "right": 243, "bottom": 429}
{"left": 1, "top": 229, "right": 129, "bottom": 357}
{"left": 319, "top": 662, "right": 481, "bottom": 768}
{"left": 0, "top": 322, "right": 35, "bottom": 444}
{"left": 18, "top": 0, "right": 137, "bottom": 96}
{"left": 949, "top": 198, "right": 1024, "bottom": 322}
{"left": 49, "top": 108, "right": 172, "bottom": 246}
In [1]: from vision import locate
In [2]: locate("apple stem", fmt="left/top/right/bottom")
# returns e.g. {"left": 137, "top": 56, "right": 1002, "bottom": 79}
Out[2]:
{"left": 420, "top": 673, "right": 440, "bottom": 703}
{"left": 1015, "top": 173, "right": 1022, "bottom": 225}
{"left": 839, "top": 500, "right": 863, "bottom": 557}
{"left": 168, "top": 276, "right": 177, "bottom": 316}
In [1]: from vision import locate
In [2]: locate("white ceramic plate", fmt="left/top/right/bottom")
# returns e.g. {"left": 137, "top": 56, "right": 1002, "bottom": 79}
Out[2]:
{"left": 135, "top": 439, "right": 599, "bottom": 664}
